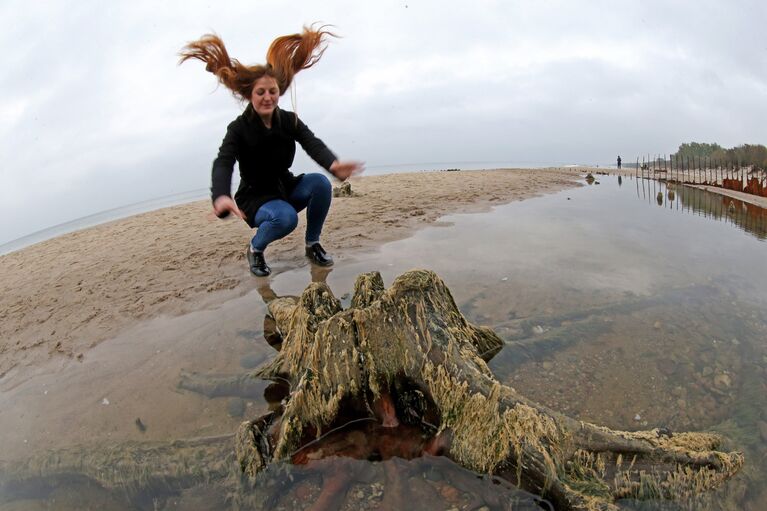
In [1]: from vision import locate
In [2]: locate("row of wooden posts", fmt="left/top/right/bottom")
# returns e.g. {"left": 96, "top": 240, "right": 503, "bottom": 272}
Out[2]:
{"left": 635, "top": 154, "right": 767, "bottom": 198}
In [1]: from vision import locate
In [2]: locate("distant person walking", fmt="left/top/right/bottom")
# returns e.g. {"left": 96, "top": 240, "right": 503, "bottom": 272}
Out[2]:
{"left": 617, "top": 156, "right": 622, "bottom": 170}
{"left": 179, "top": 26, "right": 363, "bottom": 277}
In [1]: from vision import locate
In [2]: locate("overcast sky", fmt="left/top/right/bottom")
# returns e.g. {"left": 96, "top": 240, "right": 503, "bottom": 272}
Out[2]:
{"left": 2, "top": 0, "right": 766, "bottom": 244}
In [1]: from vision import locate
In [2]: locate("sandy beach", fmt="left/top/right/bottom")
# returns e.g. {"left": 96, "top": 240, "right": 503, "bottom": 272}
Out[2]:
{"left": 0, "top": 168, "right": 582, "bottom": 381}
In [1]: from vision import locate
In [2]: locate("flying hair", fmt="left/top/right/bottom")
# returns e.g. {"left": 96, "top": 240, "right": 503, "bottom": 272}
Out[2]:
{"left": 178, "top": 24, "right": 336, "bottom": 101}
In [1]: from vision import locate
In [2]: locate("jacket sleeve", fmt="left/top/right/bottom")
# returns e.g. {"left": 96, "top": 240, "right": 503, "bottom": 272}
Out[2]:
{"left": 210, "top": 120, "right": 240, "bottom": 202}
{"left": 293, "top": 115, "right": 337, "bottom": 173}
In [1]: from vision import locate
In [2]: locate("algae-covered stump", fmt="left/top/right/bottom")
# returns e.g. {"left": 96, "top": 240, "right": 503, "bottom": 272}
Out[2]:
{"left": 238, "top": 270, "right": 743, "bottom": 510}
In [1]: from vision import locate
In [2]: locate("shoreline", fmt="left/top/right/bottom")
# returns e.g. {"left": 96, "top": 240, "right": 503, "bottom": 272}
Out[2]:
{"left": 0, "top": 168, "right": 581, "bottom": 381}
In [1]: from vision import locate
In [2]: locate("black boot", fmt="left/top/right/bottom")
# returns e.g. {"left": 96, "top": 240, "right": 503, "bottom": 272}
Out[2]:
{"left": 305, "top": 243, "right": 334, "bottom": 267}
{"left": 246, "top": 247, "right": 271, "bottom": 276}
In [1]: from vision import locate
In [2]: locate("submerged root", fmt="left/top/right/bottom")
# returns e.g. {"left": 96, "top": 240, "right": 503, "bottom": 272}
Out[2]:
{"left": 0, "top": 435, "right": 235, "bottom": 505}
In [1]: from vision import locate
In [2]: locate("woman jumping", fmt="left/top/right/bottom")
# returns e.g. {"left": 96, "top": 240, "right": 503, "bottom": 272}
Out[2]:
{"left": 179, "top": 25, "right": 363, "bottom": 276}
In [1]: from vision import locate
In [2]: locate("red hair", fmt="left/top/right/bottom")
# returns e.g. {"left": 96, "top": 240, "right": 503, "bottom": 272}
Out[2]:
{"left": 178, "top": 25, "right": 336, "bottom": 100}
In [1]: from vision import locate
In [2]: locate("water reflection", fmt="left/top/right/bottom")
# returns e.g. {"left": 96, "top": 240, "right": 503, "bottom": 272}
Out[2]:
{"left": 635, "top": 177, "right": 767, "bottom": 241}
{"left": 1, "top": 175, "right": 766, "bottom": 509}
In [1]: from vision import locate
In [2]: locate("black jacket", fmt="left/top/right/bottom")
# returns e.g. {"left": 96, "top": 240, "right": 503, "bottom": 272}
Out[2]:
{"left": 211, "top": 105, "right": 337, "bottom": 226}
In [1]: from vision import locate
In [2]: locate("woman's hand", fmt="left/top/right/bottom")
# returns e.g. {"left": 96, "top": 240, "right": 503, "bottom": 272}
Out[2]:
{"left": 330, "top": 160, "right": 365, "bottom": 181}
{"left": 212, "top": 195, "right": 246, "bottom": 220}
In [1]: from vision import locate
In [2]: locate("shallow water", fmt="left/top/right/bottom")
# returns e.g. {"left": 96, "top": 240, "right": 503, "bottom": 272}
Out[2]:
{"left": 1, "top": 175, "right": 765, "bottom": 510}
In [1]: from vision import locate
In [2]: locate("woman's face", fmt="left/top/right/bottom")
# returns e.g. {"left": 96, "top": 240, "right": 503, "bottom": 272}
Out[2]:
{"left": 251, "top": 76, "right": 279, "bottom": 120}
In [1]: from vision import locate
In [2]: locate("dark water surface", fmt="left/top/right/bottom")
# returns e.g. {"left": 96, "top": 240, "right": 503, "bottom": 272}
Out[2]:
{"left": 1, "top": 175, "right": 765, "bottom": 510}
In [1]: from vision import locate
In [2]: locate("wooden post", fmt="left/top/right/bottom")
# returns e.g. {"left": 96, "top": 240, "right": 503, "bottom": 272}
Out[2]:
{"left": 705, "top": 157, "right": 708, "bottom": 184}
{"left": 696, "top": 155, "right": 700, "bottom": 184}
{"left": 675, "top": 154, "right": 679, "bottom": 183}
{"left": 715, "top": 159, "right": 719, "bottom": 186}
{"left": 682, "top": 156, "right": 685, "bottom": 183}
{"left": 696, "top": 155, "right": 699, "bottom": 184}
{"left": 705, "top": 156, "right": 709, "bottom": 184}
{"left": 692, "top": 156, "right": 695, "bottom": 183}
{"left": 689, "top": 155, "right": 693, "bottom": 183}
{"left": 669, "top": 154, "right": 673, "bottom": 181}
{"left": 739, "top": 160, "right": 743, "bottom": 190}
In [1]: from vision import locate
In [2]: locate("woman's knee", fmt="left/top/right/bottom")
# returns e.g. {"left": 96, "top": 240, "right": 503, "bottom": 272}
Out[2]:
{"left": 258, "top": 202, "right": 298, "bottom": 235}
{"left": 304, "top": 173, "right": 332, "bottom": 196}
{"left": 273, "top": 207, "right": 299, "bottom": 234}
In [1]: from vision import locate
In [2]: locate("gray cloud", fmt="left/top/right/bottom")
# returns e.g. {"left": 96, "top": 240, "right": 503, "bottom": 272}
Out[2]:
{"left": 2, "top": 0, "right": 766, "bottom": 244}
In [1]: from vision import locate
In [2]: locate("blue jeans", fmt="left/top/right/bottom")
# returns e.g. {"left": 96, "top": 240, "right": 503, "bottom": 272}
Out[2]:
{"left": 251, "top": 173, "right": 332, "bottom": 252}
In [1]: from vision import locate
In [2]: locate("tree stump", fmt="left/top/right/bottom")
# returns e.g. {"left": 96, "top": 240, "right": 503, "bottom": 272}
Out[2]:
{"left": 237, "top": 270, "right": 743, "bottom": 510}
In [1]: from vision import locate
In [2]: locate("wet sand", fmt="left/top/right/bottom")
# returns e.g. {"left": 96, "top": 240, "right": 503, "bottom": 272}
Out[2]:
{"left": 0, "top": 168, "right": 581, "bottom": 381}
